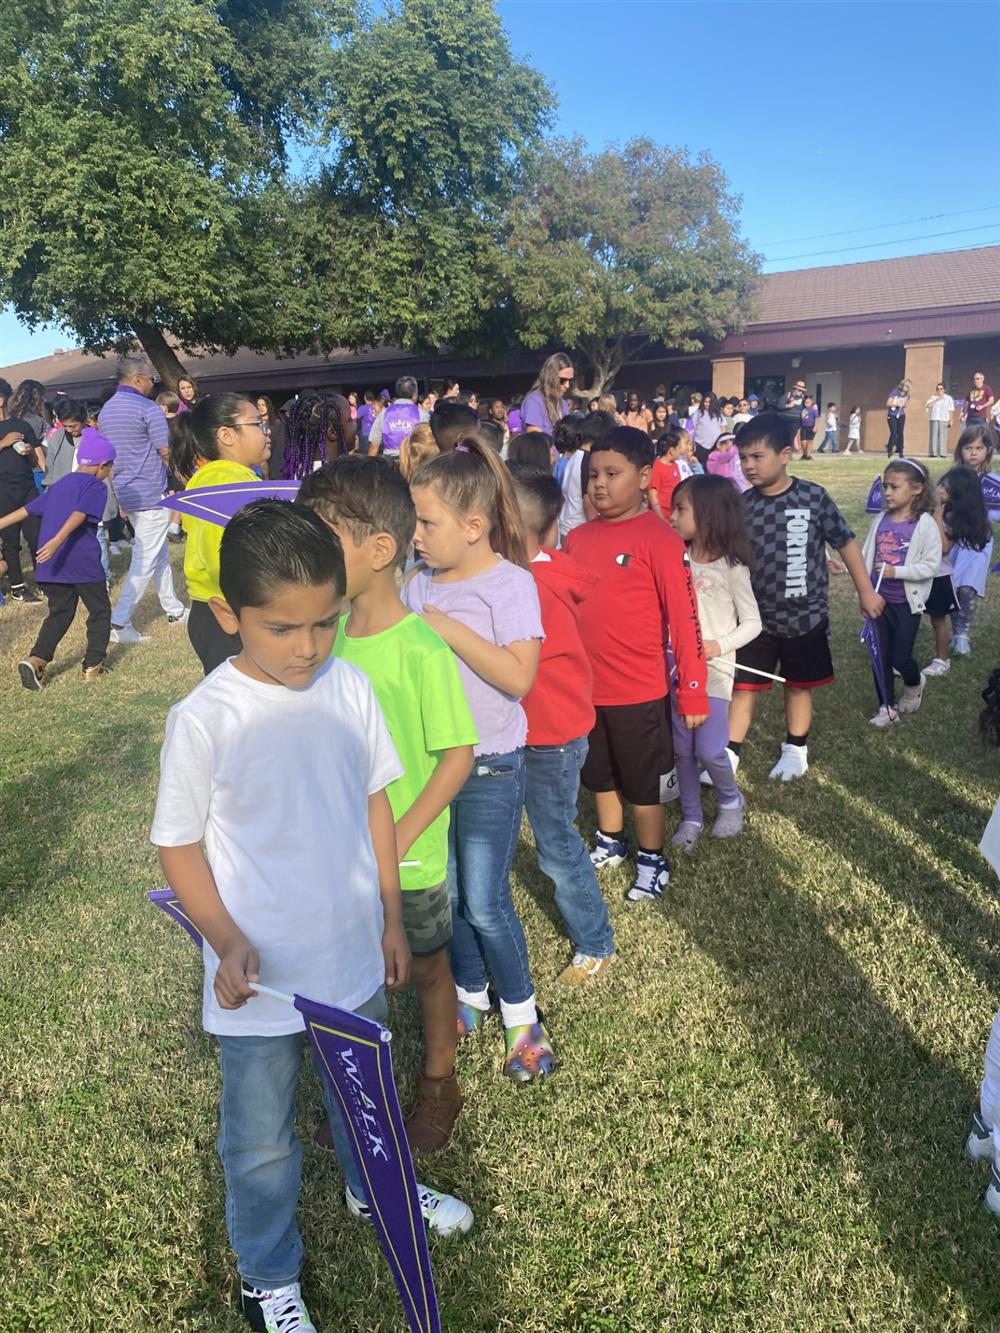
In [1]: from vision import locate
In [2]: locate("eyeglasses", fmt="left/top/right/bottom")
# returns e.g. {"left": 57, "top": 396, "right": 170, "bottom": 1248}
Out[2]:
{"left": 558, "top": 374, "right": 574, "bottom": 384}
{"left": 235, "top": 418, "right": 265, "bottom": 430}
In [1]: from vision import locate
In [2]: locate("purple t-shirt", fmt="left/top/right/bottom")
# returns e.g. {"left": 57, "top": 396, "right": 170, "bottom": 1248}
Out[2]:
{"left": 97, "top": 385, "right": 168, "bottom": 511}
{"left": 25, "top": 471, "right": 107, "bottom": 584}
{"left": 403, "top": 559, "right": 544, "bottom": 756}
{"left": 507, "top": 408, "right": 522, "bottom": 434}
{"left": 521, "top": 390, "right": 568, "bottom": 432}
{"left": 874, "top": 515, "right": 916, "bottom": 602}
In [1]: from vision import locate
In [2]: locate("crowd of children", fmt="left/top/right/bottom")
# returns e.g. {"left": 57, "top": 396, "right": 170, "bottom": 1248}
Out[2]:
{"left": 6, "top": 361, "right": 1000, "bottom": 1330}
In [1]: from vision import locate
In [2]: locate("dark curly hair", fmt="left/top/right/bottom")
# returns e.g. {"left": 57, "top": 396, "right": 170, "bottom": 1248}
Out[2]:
{"left": 980, "top": 668, "right": 1000, "bottom": 748}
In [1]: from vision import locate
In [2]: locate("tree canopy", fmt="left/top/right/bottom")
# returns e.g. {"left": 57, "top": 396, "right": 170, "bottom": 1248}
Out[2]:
{"left": 504, "top": 136, "right": 761, "bottom": 393}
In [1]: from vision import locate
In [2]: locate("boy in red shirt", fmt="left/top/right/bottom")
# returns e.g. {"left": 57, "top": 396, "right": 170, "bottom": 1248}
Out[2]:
{"left": 565, "top": 426, "right": 709, "bottom": 901}
{"left": 510, "top": 466, "right": 617, "bottom": 985}
{"left": 647, "top": 427, "right": 694, "bottom": 522}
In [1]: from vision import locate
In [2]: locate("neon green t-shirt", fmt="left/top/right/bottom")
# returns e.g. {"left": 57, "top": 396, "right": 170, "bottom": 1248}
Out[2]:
{"left": 333, "top": 612, "right": 477, "bottom": 891}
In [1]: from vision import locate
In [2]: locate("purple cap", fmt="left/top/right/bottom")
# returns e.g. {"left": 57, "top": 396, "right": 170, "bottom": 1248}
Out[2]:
{"left": 379, "top": 388, "right": 391, "bottom": 400}
{"left": 76, "top": 426, "right": 116, "bottom": 466}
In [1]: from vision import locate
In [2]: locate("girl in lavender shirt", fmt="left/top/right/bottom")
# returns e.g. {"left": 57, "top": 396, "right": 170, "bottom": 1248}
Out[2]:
{"left": 404, "top": 435, "right": 555, "bottom": 1084}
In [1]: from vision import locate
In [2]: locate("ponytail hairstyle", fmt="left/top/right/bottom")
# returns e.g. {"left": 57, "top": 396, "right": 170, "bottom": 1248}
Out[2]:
{"left": 411, "top": 432, "right": 529, "bottom": 568}
{"left": 955, "top": 422, "right": 997, "bottom": 474}
{"left": 399, "top": 422, "right": 439, "bottom": 482}
{"left": 938, "top": 466, "right": 991, "bottom": 551}
{"left": 884, "top": 458, "right": 937, "bottom": 517}
{"left": 673, "top": 474, "right": 755, "bottom": 568}
{"left": 283, "top": 391, "right": 351, "bottom": 478}
{"left": 169, "top": 393, "right": 254, "bottom": 482}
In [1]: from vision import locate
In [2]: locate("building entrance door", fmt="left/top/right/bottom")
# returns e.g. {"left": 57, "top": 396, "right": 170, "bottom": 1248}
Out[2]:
{"left": 805, "top": 371, "right": 843, "bottom": 445}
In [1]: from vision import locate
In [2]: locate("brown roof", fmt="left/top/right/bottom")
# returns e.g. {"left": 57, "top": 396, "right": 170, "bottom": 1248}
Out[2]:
{"left": 756, "top": 245, "right": 1000, "bottom": 324}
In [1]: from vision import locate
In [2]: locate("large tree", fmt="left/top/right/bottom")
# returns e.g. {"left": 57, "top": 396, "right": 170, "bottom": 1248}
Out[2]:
{"left": 0, "top": 0, "right": 349, "bottom": 384}
{"left": 504, "top": 136, "right": 761, "bottom": 394}
{"left": 0, "top": 0, "right": 551, "bottom": 383}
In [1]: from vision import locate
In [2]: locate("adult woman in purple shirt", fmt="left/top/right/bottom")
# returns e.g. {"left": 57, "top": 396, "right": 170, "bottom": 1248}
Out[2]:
{"left": 522, "top": 353, "right": 574, "bottom": 433}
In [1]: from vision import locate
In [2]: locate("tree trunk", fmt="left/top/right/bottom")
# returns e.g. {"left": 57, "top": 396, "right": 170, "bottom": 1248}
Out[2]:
{"left": 131, "top": 321, "right": 189, "bottom": 389}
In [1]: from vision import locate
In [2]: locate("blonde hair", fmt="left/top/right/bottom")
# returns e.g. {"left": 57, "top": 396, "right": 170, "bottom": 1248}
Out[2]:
{"left": 598, "top": 393, "right": 618, "bottom": 415}
{"left": 411, "top": 433, "right": 529, "bottom": 568}
{"left": 399, "top": 423, "right": 439, "bottom": 481}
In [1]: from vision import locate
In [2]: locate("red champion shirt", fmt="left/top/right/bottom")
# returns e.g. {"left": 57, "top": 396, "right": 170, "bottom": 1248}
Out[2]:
{"left": 564, "top": 510, "right": 708, "bottom": 712}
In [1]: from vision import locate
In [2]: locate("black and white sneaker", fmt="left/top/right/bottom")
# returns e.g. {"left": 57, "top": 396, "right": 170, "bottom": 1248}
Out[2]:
{"left": 626, "top": 850, "right": 669, "bottom": 902}
{"left": 966, "top": 1108, "right": 994, "bottom": 1163}
{"left": 346, "top": 1181, "right": 473, "bottom": 1237}
{"left": 986, "top": 1163, "right": 1000, "bottom": 1218}
{"left": 240, "top": 1279, "right": 316, "bottom": 1332}
{"left": 10, "top": 585, "right": 43, "bottom": 605}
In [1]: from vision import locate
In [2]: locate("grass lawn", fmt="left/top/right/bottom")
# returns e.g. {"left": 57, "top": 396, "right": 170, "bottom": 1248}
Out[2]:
{"left": 4, "top": 456, "right": 1000, "bottom": 1331}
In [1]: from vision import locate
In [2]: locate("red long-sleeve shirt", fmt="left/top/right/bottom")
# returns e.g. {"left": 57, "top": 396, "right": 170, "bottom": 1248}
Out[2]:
{"left": 564, "top": 511, "right": 708, "bottom": 713}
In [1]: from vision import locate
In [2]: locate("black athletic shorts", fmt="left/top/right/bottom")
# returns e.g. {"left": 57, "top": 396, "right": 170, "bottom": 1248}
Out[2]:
{"left": 582, "top": 697, "right": 674, "bottom": 807}
{"left": 734, "top": 619, "right": 834, "bottom": 692}
{"left": 800, "top": 428, "right": 816, "bottom": 442}
{"left": 924, "top": 574, "right": 959, "bottom": 617}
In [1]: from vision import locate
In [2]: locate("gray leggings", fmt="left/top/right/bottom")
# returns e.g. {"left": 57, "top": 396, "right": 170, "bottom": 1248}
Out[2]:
{"left": 951, "top": 585, "right": 979, "bottom": 638}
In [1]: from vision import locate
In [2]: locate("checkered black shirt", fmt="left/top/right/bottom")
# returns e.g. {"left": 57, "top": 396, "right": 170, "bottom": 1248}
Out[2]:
{"left": 744, "top": 478, "right": 854, "bottom": 636}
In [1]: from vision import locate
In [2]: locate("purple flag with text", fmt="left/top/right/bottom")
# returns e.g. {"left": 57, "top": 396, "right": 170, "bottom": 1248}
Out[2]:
{"left": 146, "top": 890, "right": 440, "bottom": 1333}
{"left": 865, "top": 477, "right": 884, "bottom": 513}
{"left": 860, "top": 616, "right": 889, "bottom": 707}
{"left": 981, "top": 473, "right": 1000, "bottom": 510}
{"left": 156, "top": 480, "right": 300, "bottom": 526}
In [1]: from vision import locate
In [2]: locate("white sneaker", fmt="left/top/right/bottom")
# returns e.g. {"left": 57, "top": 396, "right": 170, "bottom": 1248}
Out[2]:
{"left": 869, "top": 706, "right": 898, "bottom": 728}
{"left": 346, "top": 1181, "right": 473, "bottom": 1238}
{"left": 986, "top": 1164, "right": 1000, "bottom": 1218}
{"left": 660, "top": 766, "right": 680, "bottom": 802}
{"left": 240, "top": 1279, "right": 316, "bottom": 1332}
{"left": 110, "top": 624, "right": 151, "bottom": 645}
{"left": 700, "top": 747, "right": 739, "bottom": 787}
{"left": 768, "top": 742, "right": 808, "bottom": 781}
{"left": 922, "top": 657, "right": 950, "bottom": 677}
{"left": 897, "top": 675, "right": 926, "bottom": 715}
{"left": 108, "top": 542, "right": 121, "bottom": 556}
{"left": 167, "top": 607, "right": 190, "bottom": 627}
{"left": 966, "top": 1110, "right": 995, "bottom": 1163}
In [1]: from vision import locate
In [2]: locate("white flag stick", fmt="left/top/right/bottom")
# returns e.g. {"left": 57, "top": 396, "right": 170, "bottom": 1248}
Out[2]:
{"left": 873, "top": 563, "right": 886, "bottom": 594}
{"left": 400, "top": 859, "right": 421, "bottom": 868}
{"left": 710, "top": 658, "right": 787, "bottom": 685}
{"left": 248, "top": 982, "right": 296, "bottom": 1005}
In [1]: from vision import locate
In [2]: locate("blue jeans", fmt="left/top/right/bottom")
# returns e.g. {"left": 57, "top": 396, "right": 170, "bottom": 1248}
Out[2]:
{"left": 524, "top": 738, "right": 614, "bottom": 958}
{"left": 447, "top": 749, "right": 535, "bottom": 1004}
{"left": 216, "top": 986, "right": 386, "bottom": 1286}
{"left": 817, "top": 430, "right": 838, "bottom": 453}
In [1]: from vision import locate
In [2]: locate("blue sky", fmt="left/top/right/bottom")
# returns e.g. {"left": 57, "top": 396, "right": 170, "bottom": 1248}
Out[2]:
{"left": 3, "top": 0, "right": 998, "bottom": 367}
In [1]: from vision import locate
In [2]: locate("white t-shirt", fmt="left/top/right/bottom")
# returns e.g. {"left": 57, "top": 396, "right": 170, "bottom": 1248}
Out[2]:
{"left": 825, "top": 411, "right": 838, "bottom": 431}
{"left": 848, "top": 412, "right": 861, "bottom": 438}
{"left": 927, "top": 393, "right": 955, "bottom": 422}
{"left": 150, "top": 657, "right": 402, "bottom": 1036}
{"left": 558, "top": 449, "right": 586, "bottom": 541}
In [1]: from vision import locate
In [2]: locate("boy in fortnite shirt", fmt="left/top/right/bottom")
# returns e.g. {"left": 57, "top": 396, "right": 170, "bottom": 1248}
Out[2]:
{"left": 729, "top": 413, "right": 882, "bottom": 781}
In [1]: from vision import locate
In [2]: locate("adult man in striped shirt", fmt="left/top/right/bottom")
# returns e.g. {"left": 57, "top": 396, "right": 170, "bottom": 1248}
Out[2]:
{"left": 98, "top": 354, "right": 187, "bottom": 644}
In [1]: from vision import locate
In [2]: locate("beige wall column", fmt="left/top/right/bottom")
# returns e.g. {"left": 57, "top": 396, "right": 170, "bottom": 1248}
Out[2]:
{"left": 712, "top": 355, "right": 745, "bottom": 400}
{"left": 903, "top": 340, "right": 945, "bottom": 456}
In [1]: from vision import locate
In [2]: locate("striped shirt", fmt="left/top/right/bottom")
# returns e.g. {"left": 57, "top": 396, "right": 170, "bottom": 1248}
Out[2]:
{"left": 97, "top": 386, "right": 168, "bottom": 510}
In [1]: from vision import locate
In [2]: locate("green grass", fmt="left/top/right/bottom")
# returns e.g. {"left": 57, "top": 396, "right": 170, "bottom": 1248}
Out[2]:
{"left": 4, "top": 456, "right": 1000, "bottom": 1331}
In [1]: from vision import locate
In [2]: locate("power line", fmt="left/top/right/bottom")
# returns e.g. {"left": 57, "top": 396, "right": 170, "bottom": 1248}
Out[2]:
{"left": 764, "top": 223, "right": 1000, "bottom": 263}
{"left": 760, "top": 204, "right": 1000, "bottom": 249}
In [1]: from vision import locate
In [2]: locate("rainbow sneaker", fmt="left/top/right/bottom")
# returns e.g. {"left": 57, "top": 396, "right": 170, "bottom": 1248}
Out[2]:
{"left": 503, "top": 1018, "right": 556, "bottom": 1084}
{"left": 457, "top": 1001, "right": 490, "bottom": 1039}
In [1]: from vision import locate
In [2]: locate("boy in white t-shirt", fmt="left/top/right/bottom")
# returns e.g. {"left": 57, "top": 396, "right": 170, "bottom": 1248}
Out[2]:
{"left": 151, "top": 501, "right": 472, "bottom": 1333}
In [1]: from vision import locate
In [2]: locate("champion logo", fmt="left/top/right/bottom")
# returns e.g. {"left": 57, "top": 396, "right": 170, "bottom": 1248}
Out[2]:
{"left": 615, "top": 552, "right": 633, "bottom": 566}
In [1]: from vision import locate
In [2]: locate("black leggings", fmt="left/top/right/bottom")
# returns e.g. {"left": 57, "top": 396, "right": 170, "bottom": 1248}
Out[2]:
{"left": 188, "top": 599, "right": 241, "bottom": 675}
{"left": 32, "top": 581, "right": 112, "bottom": 669}
{"left": 0, "top": 477, "right": 41, "bottom": 587}
{"left": 874, "top": 599, "right": 920, "bottom": 705}
{"left": 886, "top": 415, "right": 905, "bottom": 457}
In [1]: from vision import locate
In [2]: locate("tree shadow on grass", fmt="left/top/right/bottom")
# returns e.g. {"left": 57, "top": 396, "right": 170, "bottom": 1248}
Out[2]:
{"left": 670, "top": 823, "right": 998, "bottom": 1322}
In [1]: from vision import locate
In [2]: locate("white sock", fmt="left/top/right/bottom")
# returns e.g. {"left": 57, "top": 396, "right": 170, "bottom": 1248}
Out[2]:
{"left": 455, "top": 985, "right": 490, "bottom": 1011}
{"left": 168, "top": 522, "right": 181, "bottom": 535}
{"left": 718, "top": 797, "right": 742, "bottom": 810}
{"left": 499, "top": 993, "right": 538, "bottom": 1029}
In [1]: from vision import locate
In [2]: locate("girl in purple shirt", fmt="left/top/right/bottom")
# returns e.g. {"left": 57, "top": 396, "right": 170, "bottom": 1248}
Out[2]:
{"left": 404, "top": 435, "right": 554, "bottom": 1084}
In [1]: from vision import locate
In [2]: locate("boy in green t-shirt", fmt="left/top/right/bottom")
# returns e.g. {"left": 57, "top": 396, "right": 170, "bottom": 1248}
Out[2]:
{"left": 298, "top": 457, "right": 477, "bottom": 1153}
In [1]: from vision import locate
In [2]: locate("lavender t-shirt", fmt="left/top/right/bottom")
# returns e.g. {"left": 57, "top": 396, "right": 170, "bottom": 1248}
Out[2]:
{"left": 521, "top": 390, "right": 568, "bottom": 432}
{"left": 403, "top": 559, "right": 544, "bottom": 756}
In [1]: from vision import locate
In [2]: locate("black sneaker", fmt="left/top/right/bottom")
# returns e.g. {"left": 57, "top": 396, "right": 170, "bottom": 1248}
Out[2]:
{"left": 10, "top": 586, "right": 43, "bottom": 605}
{"left": 240, "top": 1279, "right": 316, "bottom": 1332}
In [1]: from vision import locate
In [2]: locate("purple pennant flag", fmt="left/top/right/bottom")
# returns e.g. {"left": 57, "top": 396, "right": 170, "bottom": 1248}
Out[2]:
{"left": 865, "top": 476, "right": 884, "bottom": 513}
{"left": 157, "top": 480, "right": 301, "bottom": 527}
{"left": 981, "top": 473, "right": 1000, "bottom": 510}
{"left": 146, "top": 890, "right": 441, "bottom": 1333}
{"left": 860, "top": 616, "right": 889, "bottom": 707}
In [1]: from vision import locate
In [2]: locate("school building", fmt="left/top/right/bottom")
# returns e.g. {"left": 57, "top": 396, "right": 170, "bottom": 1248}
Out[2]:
{"left": 4, "top": 245, "right": 999, "bottom": 455}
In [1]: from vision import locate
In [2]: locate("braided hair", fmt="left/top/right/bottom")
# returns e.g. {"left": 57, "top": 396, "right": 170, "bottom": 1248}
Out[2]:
{"left": 282, "top": 391, "right": 351, "bottom": 478}
{"left": 980, "top": 668, "right": 1000, "bottom": 748}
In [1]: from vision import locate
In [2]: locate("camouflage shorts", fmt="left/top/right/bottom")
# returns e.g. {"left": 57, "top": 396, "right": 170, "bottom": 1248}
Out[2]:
{"left": 401, "top": 881, "right": 452, "bottom": 957}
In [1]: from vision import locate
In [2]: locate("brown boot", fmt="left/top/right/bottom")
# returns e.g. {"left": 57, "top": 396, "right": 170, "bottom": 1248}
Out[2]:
{"left": 404, "top": 1072, "right": 463, "bottom": 1154}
